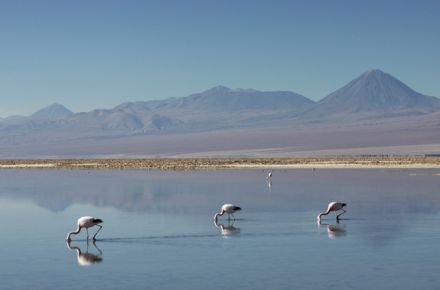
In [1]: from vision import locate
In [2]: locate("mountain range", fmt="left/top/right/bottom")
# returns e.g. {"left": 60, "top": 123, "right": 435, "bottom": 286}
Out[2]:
{"left": 1, "top": 69, "right": 439, "bottom": 157}
{"left": 0, "top": 85, "right": 316, "bottom": 134}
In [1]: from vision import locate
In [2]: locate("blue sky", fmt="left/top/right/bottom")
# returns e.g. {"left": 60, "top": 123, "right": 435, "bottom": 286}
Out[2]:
{"left": 1, "top": 0, "right": 439, "bottom": 116}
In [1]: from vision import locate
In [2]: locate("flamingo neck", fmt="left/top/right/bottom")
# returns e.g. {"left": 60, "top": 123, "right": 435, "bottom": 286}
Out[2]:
{"left": 66, "top": 225, "right": 81, "bottom": 241}
{"left": 66, "top": 241, "right": 82, "bottom": 255}
{"left": 317, "top": 211, "right": 330, "bottom": 220}
{"left": 214, "top": 210, "right": 225, "bottom": 222}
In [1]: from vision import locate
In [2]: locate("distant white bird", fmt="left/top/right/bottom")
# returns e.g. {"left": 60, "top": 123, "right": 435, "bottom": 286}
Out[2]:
{"left": 317, "top": 202, "right": 347, "bottom": 221}
{"left": 214, "top": 204, "right": 241, "bottom": 222}
{"left": 266, "top": 171, "right": 273, "bottom": 180}
{"left": 66, "top": 216, "right": 103, "bottom": 242}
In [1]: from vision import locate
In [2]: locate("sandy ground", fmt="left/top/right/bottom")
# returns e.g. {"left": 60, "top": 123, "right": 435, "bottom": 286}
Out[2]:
{"left": 1, "top": 157, "right": 440, "bottom": 170}
{"left": 0, "top": 164, "right": 56, "bottom": 168}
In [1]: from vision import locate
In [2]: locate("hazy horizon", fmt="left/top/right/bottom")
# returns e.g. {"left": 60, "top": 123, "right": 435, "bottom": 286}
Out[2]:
{"left": 1, "top": 0, "right": 439, "bottom": 117}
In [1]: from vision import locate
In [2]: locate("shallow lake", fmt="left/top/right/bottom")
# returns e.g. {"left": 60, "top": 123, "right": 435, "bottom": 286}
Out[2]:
{"left": 1, "top": 169, "right": 440, "bottom": 290}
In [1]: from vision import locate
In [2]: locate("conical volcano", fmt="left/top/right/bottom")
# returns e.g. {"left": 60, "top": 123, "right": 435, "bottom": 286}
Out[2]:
{"left": 305, "top": 69, "right": 440, "bottom": 118}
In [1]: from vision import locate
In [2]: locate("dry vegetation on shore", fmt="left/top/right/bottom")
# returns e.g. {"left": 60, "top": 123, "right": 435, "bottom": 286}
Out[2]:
{"left": 1, "top": 156, "right": 440, "bottom": 170}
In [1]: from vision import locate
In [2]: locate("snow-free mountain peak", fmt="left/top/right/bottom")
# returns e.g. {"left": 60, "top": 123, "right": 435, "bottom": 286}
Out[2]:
{"left": 305, "top": 69, "right": 440, "bottom": 117}
{"left": 180, "top": 86, "right": 314, "bottom": 112}
{"left": 32, "top": 103, "right": 74, "bottom": 120}
{"left": 362, "top": 68, "right": 386, "bottom": 76}
{"left": 200, "top": 85, "right": 233, "bottom": 95}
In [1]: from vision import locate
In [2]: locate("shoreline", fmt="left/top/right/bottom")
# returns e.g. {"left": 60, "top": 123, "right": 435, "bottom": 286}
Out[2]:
{"left": 1, "top": 157, "right": 440, "bottom": 170}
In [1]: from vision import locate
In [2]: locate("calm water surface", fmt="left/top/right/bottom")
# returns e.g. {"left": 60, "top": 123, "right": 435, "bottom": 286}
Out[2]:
{"left": 0, "top": 169, "right": 440, "bottom": 290}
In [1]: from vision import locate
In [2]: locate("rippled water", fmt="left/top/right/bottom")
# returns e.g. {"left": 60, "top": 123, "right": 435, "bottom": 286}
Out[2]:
{"left": 1, "top": 169, "right": 440, "bottom": 289}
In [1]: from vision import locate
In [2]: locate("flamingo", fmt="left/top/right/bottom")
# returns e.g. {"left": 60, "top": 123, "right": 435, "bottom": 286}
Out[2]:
{"left": 266, "top": 171, "right": 273, "bottom": 180}
{"left": 214, "top": 204, "right": 241, "bottom": 222}
{"left": 317, "top": 202, "right": 347, "bottom": 221}
{"left": 66, "top": 216, "right": 103, "bottom": 242}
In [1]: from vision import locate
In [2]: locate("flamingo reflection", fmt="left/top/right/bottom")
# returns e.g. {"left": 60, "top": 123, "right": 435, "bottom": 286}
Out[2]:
{"left": 214, "top": 219, "right": 240, "bottom": 236}
{"left": 317, "top": 220, "right": 347, "bottom": 239}
{"left": 266, "top": 179, "right": 272, "bottom": 190}
{"left": 66, "top": 240, "right": 103, "bottom": 266}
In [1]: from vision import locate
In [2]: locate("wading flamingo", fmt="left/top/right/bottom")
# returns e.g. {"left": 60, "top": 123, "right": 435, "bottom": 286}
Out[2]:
{"left": 214, "top": 204, "right": 241, "bottom": 222}
{"left": 66, "top": 216, "right": 103, "bottom": 242}
{"left": 266, "top": 171, "right": 273, "bottom": 180}
{"left": 317, "top": 202, "right": 347, "bottom": 221}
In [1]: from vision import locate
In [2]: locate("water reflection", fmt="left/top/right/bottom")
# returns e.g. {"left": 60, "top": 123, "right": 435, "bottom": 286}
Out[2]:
{"left": 214, "top": 219, "right": 240, "bottom": 236}
{"left": 2, "top": 169, "right": 440, "bottom": 290}
{"left": 1, "top": 169, "right": 440, "bottom": 246}
{"left": 66, "top": 240, "right": 103, "bottom": 266}
{"left": 266, "top": 179, "right": 272, "bottom": 191}
{"left": 1, "top": 169, "right": 440, "bottom": 216}
{"left": 318, "top": 220, "right": 347, "bottom": 239}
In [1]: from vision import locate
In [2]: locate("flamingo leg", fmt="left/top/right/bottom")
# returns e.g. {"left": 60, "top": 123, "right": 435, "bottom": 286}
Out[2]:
{"left": 86, "top": 228, "right": 89, "bottom": 240}
{"left": 228, "top": 214, "right": 231, "bottom": 222}
{"left": 93, "top": 240, "right": 103, "bottom": 255}
{"left": 231, "top": 213, "right": 235, "bottom": 220}
{"left": 93, "top": 225, "right": 103, "bottom": 241}
{"left": 336, "top": 209, "right": 346, "bottom": 220}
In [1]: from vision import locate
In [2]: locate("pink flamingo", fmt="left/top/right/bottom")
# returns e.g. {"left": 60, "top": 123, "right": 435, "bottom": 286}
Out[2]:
{"left": 214, "top": 204, "right": 241, "bottom": 222}
{"left": 66, "top": 216, "right": 103, "bottom": 242}
{"left": 317, "top": 202, "right": 347, "bottom": 221}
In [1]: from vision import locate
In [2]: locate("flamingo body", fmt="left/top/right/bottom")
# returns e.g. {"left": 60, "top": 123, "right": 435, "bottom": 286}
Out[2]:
{"left": 78, "top": 216, "right": 102, "bottom": 228}
{"left": 326, "top": 202, "right": 346, "bottom": 212}
{"left": 222, "top": 204, "right": 241, "bottom": 214}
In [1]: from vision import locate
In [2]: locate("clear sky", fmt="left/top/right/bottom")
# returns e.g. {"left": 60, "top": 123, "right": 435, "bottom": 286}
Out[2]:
{"left": 0, "top": 0, "right": 439, "bottom": 117}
